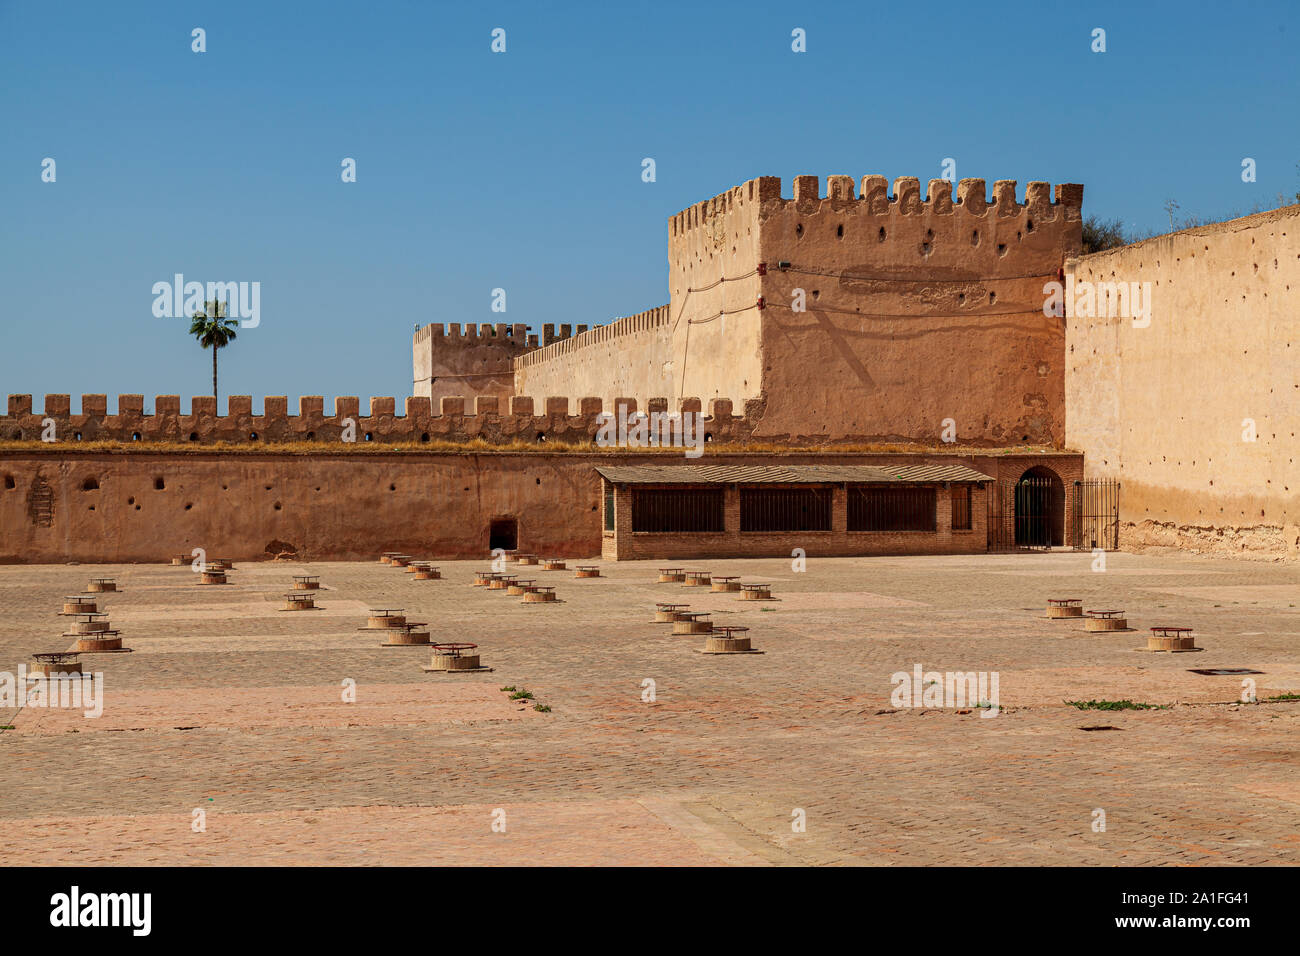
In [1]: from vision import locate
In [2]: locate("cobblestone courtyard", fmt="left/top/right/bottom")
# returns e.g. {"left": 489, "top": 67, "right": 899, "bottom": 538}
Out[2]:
{"left": 0, "top": 551, "right": 1296, "bottom": 865}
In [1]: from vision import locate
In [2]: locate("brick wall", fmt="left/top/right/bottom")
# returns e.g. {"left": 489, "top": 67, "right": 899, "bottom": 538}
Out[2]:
{"left": 602, "top": 481, "right": 988, "bottom": 560}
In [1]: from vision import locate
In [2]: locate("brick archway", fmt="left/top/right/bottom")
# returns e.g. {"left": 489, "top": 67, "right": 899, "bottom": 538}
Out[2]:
{"left": 1015, "top": 466, "right": 1065, "bottom": 548}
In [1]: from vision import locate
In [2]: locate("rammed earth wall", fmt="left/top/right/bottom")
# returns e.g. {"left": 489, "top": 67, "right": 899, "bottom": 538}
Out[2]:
{"left": 0, "top": 449, "right": 1080, "bottom": 563}
{"left": 1065, "top": 204, "right": 1300, "bottom": 559}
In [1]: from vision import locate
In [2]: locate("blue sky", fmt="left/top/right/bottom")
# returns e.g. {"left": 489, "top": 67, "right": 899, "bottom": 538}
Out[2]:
{"left": 2, "top": 0, "right": 1297, "bottom": 412}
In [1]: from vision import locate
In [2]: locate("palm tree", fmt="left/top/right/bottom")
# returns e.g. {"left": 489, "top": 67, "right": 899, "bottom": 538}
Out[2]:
{"left": 189, "top": 300, "right": 239, "bottom": 401}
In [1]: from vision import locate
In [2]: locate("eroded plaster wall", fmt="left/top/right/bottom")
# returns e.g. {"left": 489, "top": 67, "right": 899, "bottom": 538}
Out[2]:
{"left": 754, "top": 175, "right": 1082, "bottom": 444}
{"left": 1065, "top": 204, "right": 1300, "bottom": 558}
{"left": 502, "top": 174, "right": 1081, "bottom": 445}
{"left": 0, "top": 450, "right": 1079, "bottom": 563}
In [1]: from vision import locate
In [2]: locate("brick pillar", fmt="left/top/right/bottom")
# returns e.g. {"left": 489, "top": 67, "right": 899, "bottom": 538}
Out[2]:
{"left": 972, "top": 485, "right": 989, "bottom": 549}
{"left": 832, "top": 485, "right": 847, "bottom": 532}
{"left": 609, "top": 483, "right": 633, "bottom": 560}
{"left": 724, "top": 485, "right": 741, "bottom": 535}
{"left": 936, "top": 484, "right": 953, "bottom": 540}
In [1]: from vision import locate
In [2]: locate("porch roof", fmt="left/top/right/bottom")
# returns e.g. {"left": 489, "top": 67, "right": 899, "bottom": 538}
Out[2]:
{"left": 594, "top": 463, "right": 993, "bottom": 485}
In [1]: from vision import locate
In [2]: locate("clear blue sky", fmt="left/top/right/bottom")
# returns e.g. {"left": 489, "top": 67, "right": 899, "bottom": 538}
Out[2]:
{"left": 2, "top": 0, "right": 1297, "bottom": 412}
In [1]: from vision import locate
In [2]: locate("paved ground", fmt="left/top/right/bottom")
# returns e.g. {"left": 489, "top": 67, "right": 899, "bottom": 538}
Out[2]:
{"left": 0, "top": 551, "right": 1296, "bottom": 865}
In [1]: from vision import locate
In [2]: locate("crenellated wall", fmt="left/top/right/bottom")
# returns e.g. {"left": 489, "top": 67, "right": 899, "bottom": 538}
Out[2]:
{"left": 412, "top": 321, "right": 592, "bottom": 407}
{"left": 513, "top": 306, "right": 673, "bottom": 409}
{"left": 463, "top": 174, "right": 1084, "bottom": 446}
{"left": 667, "top": 179, "right": 768, "bottom": 407}
{"left": 413, "top": 322, "right": 556, "bottom": 407}
{"left": 0, "top": 393, "right": 755, "bottom": 446}
{"left": 752, "top": 174, "right": 1082, "bottom": 444}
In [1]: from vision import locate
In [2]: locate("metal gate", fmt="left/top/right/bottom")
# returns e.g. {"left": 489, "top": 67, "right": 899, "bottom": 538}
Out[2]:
{"left": 1014, "top": 475, "right": 1056, "bottom": 549}
{"left": 986, "top": 476, "right": 1060, "bottom": 551}
{"left": 1072, "top": 479, "right": 1121, "bottom": 551}
{"left": 986, "top": 480, "right": 1014, "bottom": 552}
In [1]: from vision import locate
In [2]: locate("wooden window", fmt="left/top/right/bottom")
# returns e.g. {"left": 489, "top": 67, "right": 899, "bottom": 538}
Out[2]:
{"left": 952, "top": 484, "right": 972, "bottom": 531}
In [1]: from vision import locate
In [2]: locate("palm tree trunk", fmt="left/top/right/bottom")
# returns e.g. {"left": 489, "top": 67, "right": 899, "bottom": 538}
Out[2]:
{"left": 212, "top": 346, "right": 218, "bottom": 401}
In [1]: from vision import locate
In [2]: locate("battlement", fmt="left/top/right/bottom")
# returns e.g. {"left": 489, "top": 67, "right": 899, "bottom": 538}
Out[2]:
{"left": 514, "top": 305, "right": 670, "bottom": 370}
{"left": 414, "top": 322, "right": 530, "bottom": 344}
{"left": 671, "top": 174, "right": 1083, "bottom": 235}
{"left": 413, "top": 322, "right": 592, "bottom": 351}
{"left": 670, "top": 177, "right": 772, "bottom": 238}
{"left": 1, "top": 392, "right": 758, "bottom": 446}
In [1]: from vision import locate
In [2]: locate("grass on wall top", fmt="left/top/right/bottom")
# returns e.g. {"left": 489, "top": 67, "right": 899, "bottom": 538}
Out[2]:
{"left": 0, "top": 438, "right": 1065, "bottom": 456}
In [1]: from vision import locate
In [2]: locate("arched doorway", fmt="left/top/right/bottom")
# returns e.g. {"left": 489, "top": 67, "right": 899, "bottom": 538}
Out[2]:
{"left": 1014, "top": 466, "right": 1065, "bottom": 548}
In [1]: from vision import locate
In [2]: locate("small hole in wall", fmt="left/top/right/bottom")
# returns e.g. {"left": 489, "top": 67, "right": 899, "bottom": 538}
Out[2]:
{"left": 536, "top": 478, "right": 541, "bottom": 485}
{"left": 273, "top": 501, "right": 282, "bottom": 511}
{"left": 420, "top": 433, "right": 430, "bottom": 442}
{"left": 154, "top": 477, "right": 165, "bottom": 490}
{"left": 795, "top": 223, "right": 803, "bottom": 237}
{"left": 878, "top": 227, "right": 887, "bottom": 242}
{"left": 306, "top": 431, "right": 315, "bottom": 440}
{"left": 997, "top": 244, "right": 1007, "bottom": 256}
{"left": 1026, "top": 218, "right": 1034, "bottom": 232}
{"left": 265, "top": 485, "right": 272, "bottom": 491}
{"left": 836, "top": 224, "right": 844, "bottom": 238}
{"left": 184, "top": 502, "right": 193, "bottom": 510}
{"left": 3, "top": 475, "right": 14, "bottom": 489}
{"left": 189, "top": 432, "right": 199, "bottom": 441}
{"left": 389, "top": 483, "right": 397, "bottom": 491}
{"left": 704, "top": 433, "right": 714, "bottom": 443}
{"left": 127, "top": 496, "right": 135, "bottom": 505}
{"left": 131, "top": 432, "right": 141, "bottom": 441}
{"left": 88, "top": 505, "right": 95, "bottom": 511}
{"left": 134, "top": 504, "right": 141, "bottom": 511}
{"left": 970, "top": 230, "right": 979, "bottom": 246}
{"left": 811, "top": 290, "right": 820, "bottom": 299}
{"left": 989, "top": 292, "right": 997, "bottom": 304}
{"left": 249, "top": 432, "right": 259, "bottom": 441}
{"left": 74, "top": 432, "right": 82, "bottom": 441}
{"left": 536, "top": 432, "right": 547, "bottom": 442}
{"left": 364, "top": 432, "right": 373, "bottom": 442}
{"left": 958, "top": 293, "right": 966, "bottom": 304}
{"left": 82, "top": 478, "right": 99, "bottom": 491}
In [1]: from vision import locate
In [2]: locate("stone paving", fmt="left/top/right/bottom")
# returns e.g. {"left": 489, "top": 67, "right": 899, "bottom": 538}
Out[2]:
{"left": 0, "top": 551, "right": 1296, "bottom": 865}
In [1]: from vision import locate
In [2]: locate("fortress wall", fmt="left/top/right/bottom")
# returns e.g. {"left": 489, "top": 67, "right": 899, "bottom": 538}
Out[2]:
{"left": 665, "top": 179, "right": 767, "bottom": 407}
{"left": 0, "top": 449, "right": 1079, "bottom": 563}
{"left": 753, "top": 175, "right": 1082, "bottom": 444}
{"left": 512, "top": 306, "right": 673, "bottom": 408}
{"left": 0, "top": 393, "right": 751, "bottom": 446}
{"left": 419, "top": 174, "right": 1078, "bottom": 445}
{"left": 412, "top": 322, "right": 538, "bottom": 406}
{"left": 510, "top": 177, "right": 770, "bottom": 411}
{"left": 1065, "top": 205, "right": 1300, "bottom": 558}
